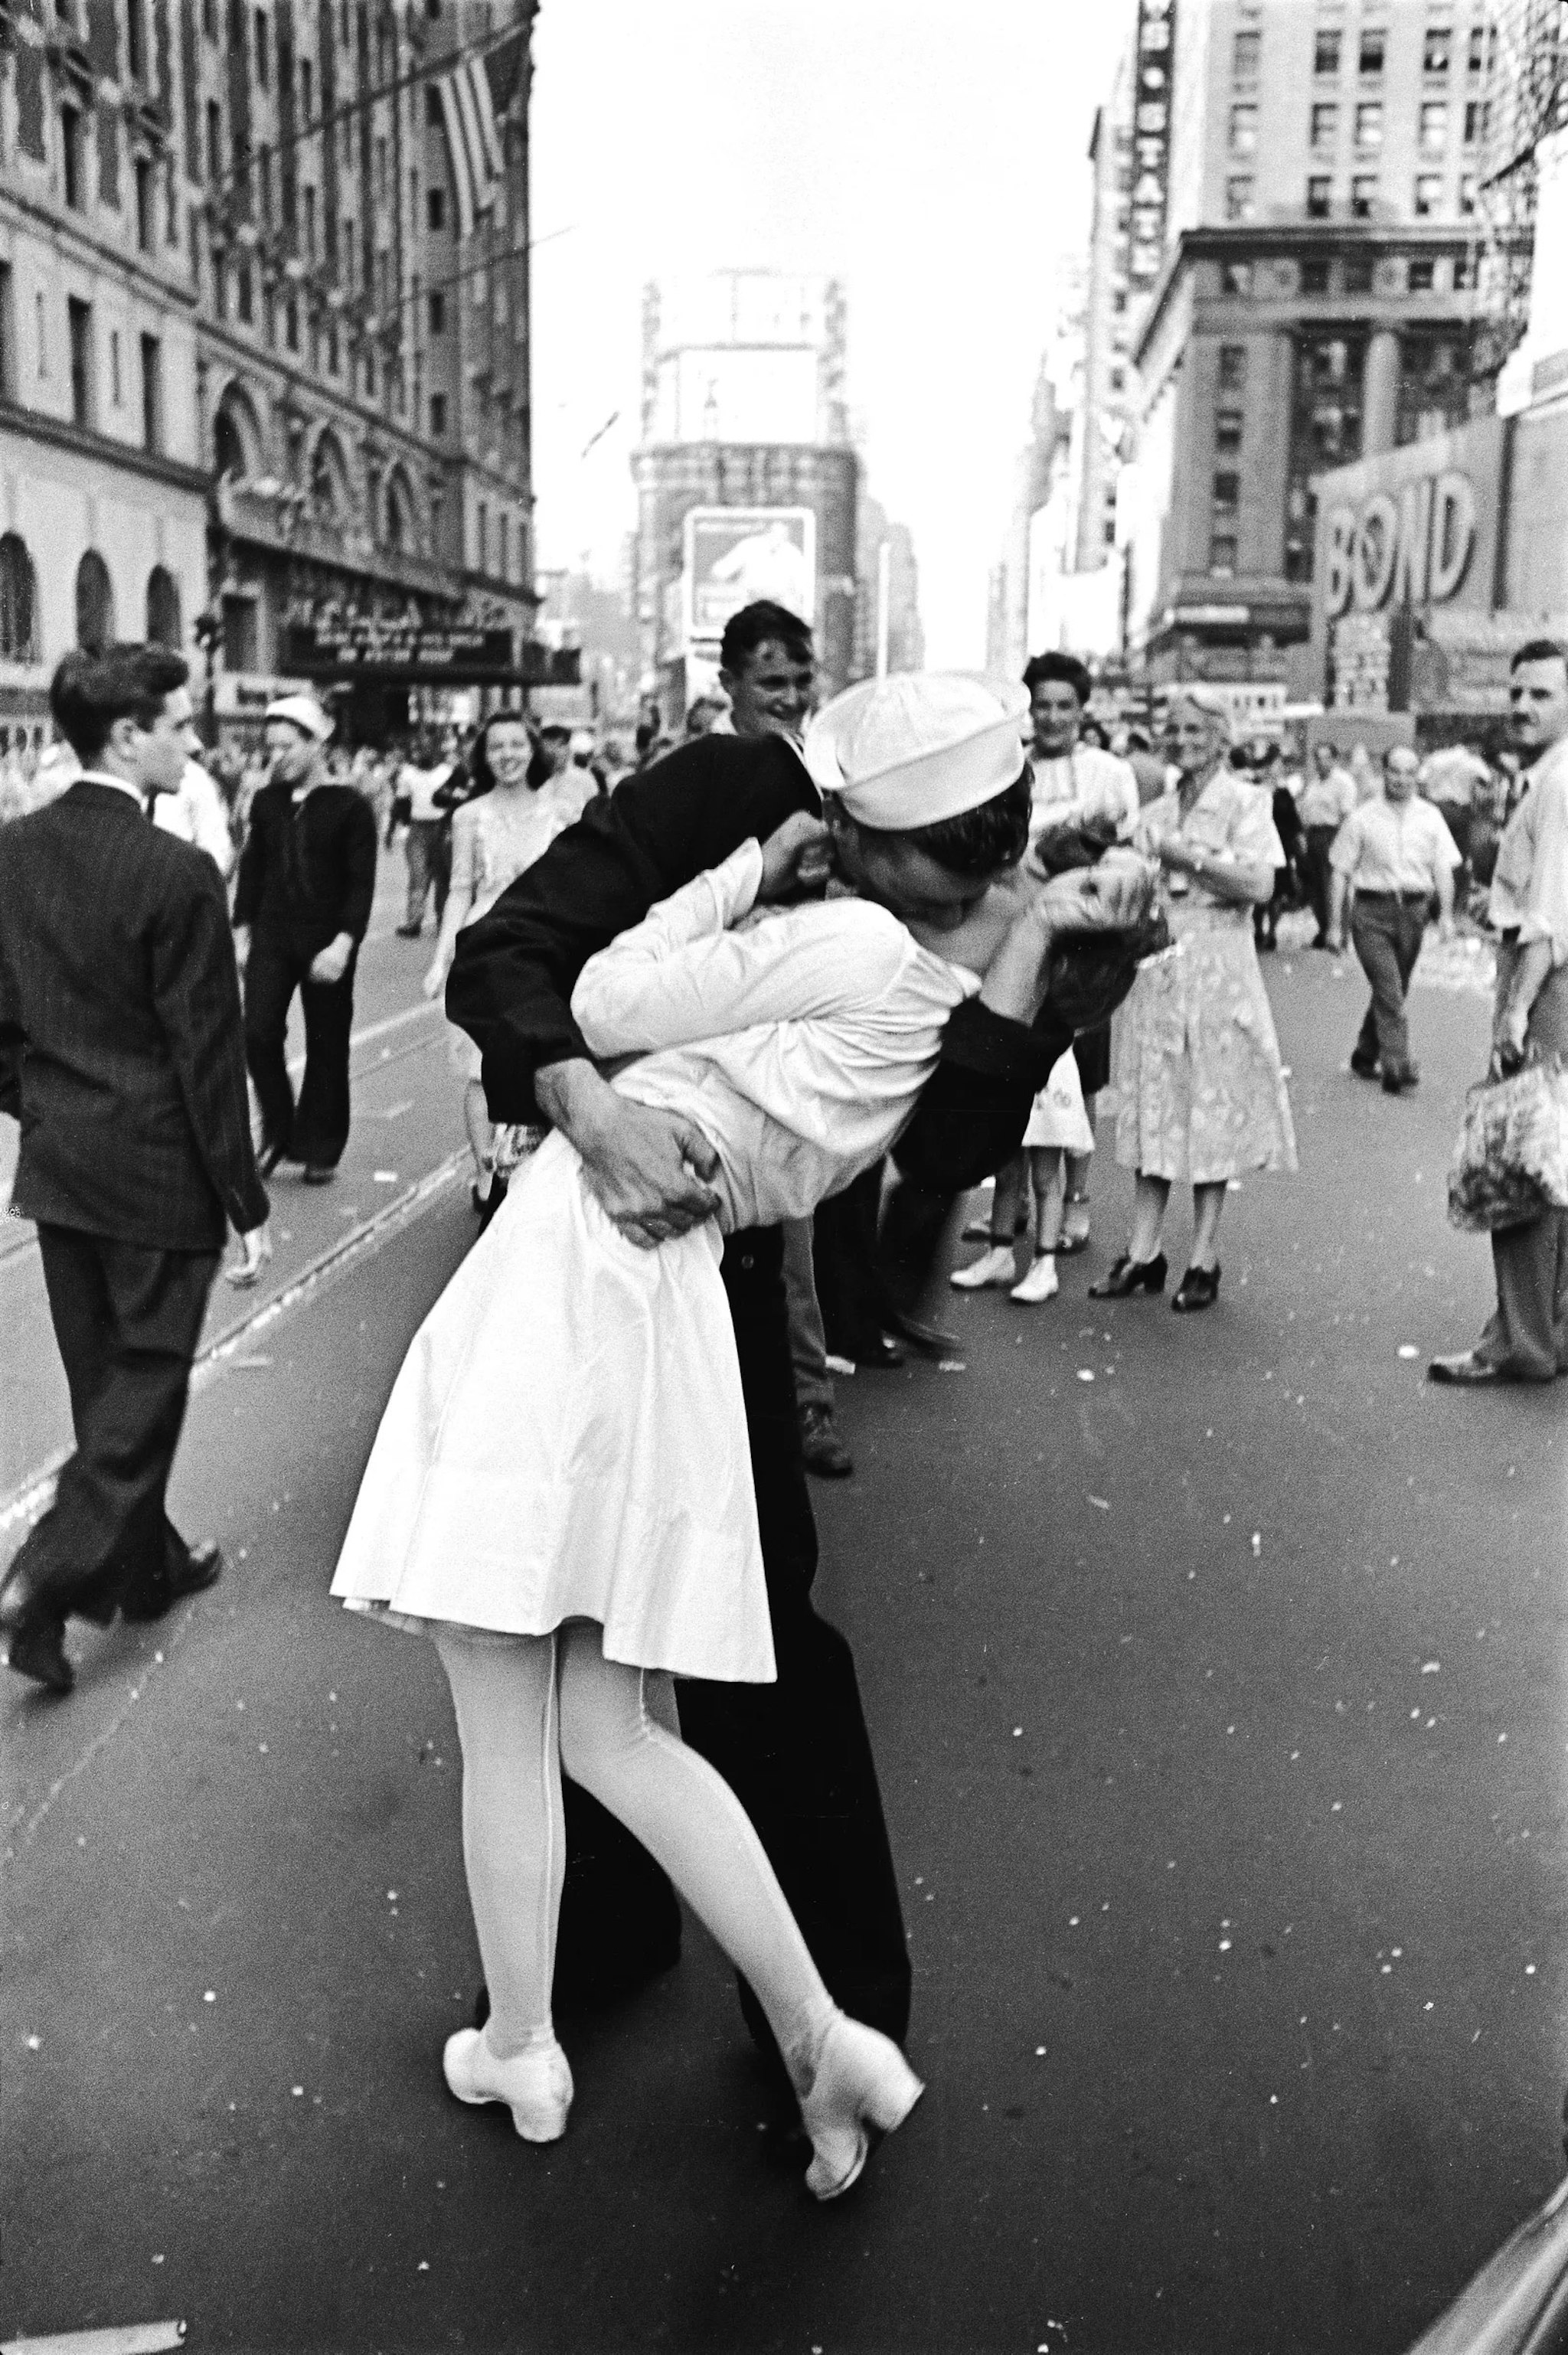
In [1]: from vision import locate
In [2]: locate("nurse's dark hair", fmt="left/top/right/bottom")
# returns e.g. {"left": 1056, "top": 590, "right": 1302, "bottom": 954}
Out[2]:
{"left": 1511, "top": 638, "right": 1568, "bottom": 675}
{"left": 1022, "top": 649, "right": 1092, "bottom": 706}
{"left": 900, "top": 767, "right": 1033, "bottom": 878}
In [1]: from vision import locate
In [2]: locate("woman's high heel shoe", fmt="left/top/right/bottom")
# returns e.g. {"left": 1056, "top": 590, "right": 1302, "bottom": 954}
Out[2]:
{"left": 1087, "top": 1251, "right": 1168, "bottom": 1300}
{"left": 797, "top": 2013, "right": 924, "bottom": 2200}
{"left": 1171, "top": 1262, "right": 1221, "bottom": 1313}
{"left": 443, "top": 2025, "right": 573, "bottom": 2143}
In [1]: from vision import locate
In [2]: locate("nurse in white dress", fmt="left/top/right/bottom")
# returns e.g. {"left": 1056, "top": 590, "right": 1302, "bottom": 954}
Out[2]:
{"left": 332, "top": 674, "right": 1134, "bottom": 2199}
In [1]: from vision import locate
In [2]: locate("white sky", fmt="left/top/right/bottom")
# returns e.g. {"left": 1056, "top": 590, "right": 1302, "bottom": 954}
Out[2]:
{"left": 528, "top": 0, "right": 1132, "bottom": 667}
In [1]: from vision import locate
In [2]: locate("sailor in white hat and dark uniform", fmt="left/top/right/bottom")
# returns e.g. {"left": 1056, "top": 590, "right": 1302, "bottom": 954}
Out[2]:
{"left": 232, "top": 695, "right": 378, "bottom": 1182}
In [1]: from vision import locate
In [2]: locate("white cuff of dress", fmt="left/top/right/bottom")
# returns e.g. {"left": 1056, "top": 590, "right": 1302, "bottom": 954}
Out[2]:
{"left": 707, "top": 837, "right": 765, "bottom": 929}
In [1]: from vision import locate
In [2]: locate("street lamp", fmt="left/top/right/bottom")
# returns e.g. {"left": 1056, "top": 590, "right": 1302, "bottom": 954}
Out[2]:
{"left": 193, "top": 606, "right": 222, "bottom": 751}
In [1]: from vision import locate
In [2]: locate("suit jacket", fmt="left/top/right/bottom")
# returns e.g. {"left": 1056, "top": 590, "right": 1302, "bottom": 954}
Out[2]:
{"left": 0, "top": 779, "right": 269, "bottom": 1252}
{"left": 446, "top": 732, "right": 1073, "bottom": 1197}
{"left": 232, "top": 779, "right": 378, "bottom": 956}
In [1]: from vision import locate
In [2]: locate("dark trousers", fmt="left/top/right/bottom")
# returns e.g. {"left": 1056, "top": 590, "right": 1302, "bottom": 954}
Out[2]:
{"left": 560, "top": 1226, "right": 913, "bottom": 2049}
{"left": 245, "top": 939, "right": 357, "bottom": 1170}
{"left": 403, "top": 821, "right": 451, "bottom": 930}
{"left": 1350, "top": 893, "right": 1429, "bottom": 1075}
{"left": 1304, "top": 825, "right": 1338, "bottom": 940}
{"left": 814, "top": 1163, "right": 893, "bottom": 1362}
{"left": 1477, "top": 959, "right": 1568, "bottom": 1380}
{"left": 8, "top": 1225, "right": 217, "bottom": 1625}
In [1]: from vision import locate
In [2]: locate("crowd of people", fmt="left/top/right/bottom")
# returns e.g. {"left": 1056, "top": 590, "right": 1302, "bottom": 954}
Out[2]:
{"left": 1, "top": 609, "right": 1564, "bottom": 2219}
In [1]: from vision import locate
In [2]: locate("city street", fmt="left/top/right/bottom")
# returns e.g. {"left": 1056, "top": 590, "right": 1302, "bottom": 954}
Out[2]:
{"left": 4, "top": 925, "right": 1563, "bottom": 2354}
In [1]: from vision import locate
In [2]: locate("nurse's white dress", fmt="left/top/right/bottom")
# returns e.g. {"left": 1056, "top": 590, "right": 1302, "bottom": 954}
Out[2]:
{"left": 330, "top": 841, "right": 978, "bottom": 1684}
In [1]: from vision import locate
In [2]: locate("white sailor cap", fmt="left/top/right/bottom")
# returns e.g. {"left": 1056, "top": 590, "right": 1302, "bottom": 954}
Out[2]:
{"left": 803, "top": 673, "right": 1031, "bottom": 831}
{"left": 264, "top": 693, "right": 335, "bottom": 744}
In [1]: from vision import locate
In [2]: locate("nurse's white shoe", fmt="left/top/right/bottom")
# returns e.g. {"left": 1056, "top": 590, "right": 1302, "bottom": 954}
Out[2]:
{"left": 798, "top": 2013, "right": 924, "bottom": 2200}
{"left": 443, "top": 2025, "right": 573, "bottom": 2142}
{"left": 950, "top": 1243, "right": 1016, "bottom": 1291}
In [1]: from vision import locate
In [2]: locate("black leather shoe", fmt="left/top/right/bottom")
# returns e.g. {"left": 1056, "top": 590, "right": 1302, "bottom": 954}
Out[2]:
{"left": 1349, "top": 1053, "right": 1380, "bottom": 1080}
{"left": 257, "top": 1139, "right": 294, "bottom": 1178}
{"left": 475, "top": 1174, "right": 508, "bottom": 1233}
{"left": 0, "top": 1580, "right": 74, "bottom": 1694}
{"left": 841, "top": 1331, "right": 906, "bottom": 1371}
{"left": 799, "top": 1404, "right": 854, "bottom": 1478}
{"left": 1171, "top": 1264, "right": 1221, "bottom": 1313}
{"left": 1382, "top": 1062, "right": 1419, "bottom": 1094}
{"left": 1428, "top": 1352, "right": 1502, "bottom": 1386}
{"left": 1088, "top": 1253, "right": 1168, "bottom": 1299}
{"left": 302, "top": 1164, "right": 337, "bottom": 1185}
{"left": 884, "top": 1309, "right": 959, "bottom": 1357}
{"left": 119, "top": 1541, "right": 224, "bottom": 1622}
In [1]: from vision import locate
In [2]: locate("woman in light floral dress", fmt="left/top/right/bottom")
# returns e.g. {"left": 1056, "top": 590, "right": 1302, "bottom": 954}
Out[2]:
{"left": 424, "top": 714, "right": 599, "bottom": 1217}
{"left": 1093, "top": 689, "right": 1297, "bottom": 1314}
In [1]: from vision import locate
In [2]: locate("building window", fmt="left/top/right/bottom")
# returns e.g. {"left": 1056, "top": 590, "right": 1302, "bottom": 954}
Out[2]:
{"left": 1215, "top": 407, "right": 1244, "bottom": 453}
{"left": 1344, "top": 249, "right": 1374, "bottom": 292}
{"left": 498, "top": 511, "right": 509, "bottom": 579}
{"left": 146, "top": 565, "right": 181, "bottom": 647}
{"left": 1408, "top": 256, "right": 1436, "bottom": 290}
{"left": 1308, "top": 175, "right": 1332, "bottom": 217}
{"left": 1229, "top": 103, "right": 1258, "bottom": 155}
{"left": 1458, "top": 172, "right": 1477, "bottom": 216}
{"left": 327, "top": 324, "right": 339, "bottom": 374}
{"left": 1218, "top": 341, "right": 1246, "bottom": 390}
{"left": 1351, "top": 173, "right": 1378, "bottom": 217}
{"left": 75, "top": 550, "right": 114, "bottom": 651}
{"left": 1302, "top": 256, "right": 1330, "bottom": 293}
{"left": 221, "top": 593, "right": 256, "bottom": 672}
{"left": 1225, "top": 176, "right": 1254, "bottom": 221}
{"left": 1463, "top": 98, "right": 1488, "bottom": 144}
{"left": 1424, "top": 24, "right": 1452, "bottom": 75}
{"left": 285, "top": 296, "right": 299, "bottom": 351}
{"left": 1220, "top": 259, "right": 1253, "bottom": 296}
{"left": 60, "top": 106, "right": 83, "bottom": 208}
{"left": 109, "top": 327, "right": 120, "bottom": 404}
{"left": 126, "top": 0, "right": 145, "bottom": 77}
{"left": 1396, "top": 328, "right": 1468, "bottom": 441}
{"left": 428, "top": 289, "right": 445, "bottom": 334}
{"left": 139, "top": 332, "right": 162, "bottom": 452}
{"left": 1359, "top": 27, "right": 1386, "bottom": 74}
{"left": 67, "top": 296, "right": 93, "bottom": 426}
{"left": 1413, "top": 172, "right": 1442, "bottom": 214}
{"left": 475, "top": 500, "right": 487, "bottom": 572}
{"left": 1209, "top": 534, "right": 1239, "bottom": 575}
{"left": 1355, "top": 100, "right": 1383, "bottom": 146}
{"left": 427, "top": 186, "right": 445, "bottom": 232}
{"left": 258, "top": 143, "right": 273, "bottom": 224}
{"left": 237, "top": 261, "right": 253, "bottom": 323}
{"left": 430, "top": 390, "right": 446, "bottom": 435}
{"left": 1468, "top": 24, "right": 1494, "bottom": 75}
{"left": 1212, "top": 469, "right": 1241, "bottom": 514}
{"left": 207, "top": 100, "right": 222, "bottom": 184}
{"left": 1233, "top": 28, "right": 1260, "bottom": 77}
{"left": 201, "top": 0, "right": 214, "bottom": 32}
{"left": 254, "top": 8, "right": 269, "bottom": 81}
{"left": 304, "top": 185, "right": 316, "bottom": 256}
{"left": 0, "top": 265, "right": 12, "bottom": 400}
{"left": 1311, "top": 100, "right": 1339, "bottom": 149}
{"left": 165, "top": 163, "right": 180, "bottom": 246}
{"left": 1454, "top": 247, "right": 1476, "bottom": 287}
{"left": 1419, "top": 100, "right": 1449, "bottom": 152}
{"left": 1315, "top": 26, "right": 1341, "bottom": 75}
{"left": 0, "top": 534, "right": 38, "bottom": 661}
{"left": 300, "top": 58, "right": 312, "bottom": 122}
{"left": 34, "top": 291, "right": 46, "bottom": 378}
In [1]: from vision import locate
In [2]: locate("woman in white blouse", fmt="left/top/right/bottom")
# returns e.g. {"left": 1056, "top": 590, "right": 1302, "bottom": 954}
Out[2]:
{"left": 332, "top": 674, "right": 1152, "bottom": 2203}
{"left": 423, "top": 715, "right": 598, "bottom": 1216}
{"left": 1093, "top": 689, "right": 1297, "bottom": 1313}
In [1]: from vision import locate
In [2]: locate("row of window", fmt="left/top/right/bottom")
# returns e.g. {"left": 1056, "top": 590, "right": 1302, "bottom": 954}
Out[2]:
{"left": 1226, "top": 170, "right": 1478, "bottom": 222}
{"left": 0, "top": 532, "right": 181, "bottom": 667}
{"left": 0, "top": 269, "right": 166, "bottom": 452}
{"left": 1214, "top": 249, "right": 1469, "bottom": 298}
{"left": 1230, "top": 96, "right": 1473, "bottom": 156}
{"left": 1233, "top": 20, "right": 1495, "bottom": 82}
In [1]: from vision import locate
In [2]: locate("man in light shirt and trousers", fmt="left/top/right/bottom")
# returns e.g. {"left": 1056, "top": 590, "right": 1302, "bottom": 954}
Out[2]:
{"left": 396, "top": 736, "right": 455, "bottom": 938}
{"left": 1327, "top": 742, "right": 1459, "bottom": 1094}
{"left": 1432, "top": 639, "right": 1568, "bottom": 1384}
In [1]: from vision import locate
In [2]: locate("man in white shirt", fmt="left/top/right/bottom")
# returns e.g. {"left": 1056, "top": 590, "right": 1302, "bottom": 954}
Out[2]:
{"left": 1327, "top": 744, "right": 1460, "bottom": 1093}
{"left": 395, "top": 737, "right": 456, "bottom": 938}
{"left": 1432, "top": 639, "right": 1568, "bottom": 1383}
{"left": 1298, "top": 741, "right": 1361, "bottom": 946}
{"left": 154, "top": 752, "right": 236, "bottom": 878}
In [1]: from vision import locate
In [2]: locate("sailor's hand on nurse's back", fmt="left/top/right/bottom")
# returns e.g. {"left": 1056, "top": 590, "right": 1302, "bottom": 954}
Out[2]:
{"left": 756, "top": 812, "right": 835, "bottom": 903}
{"left": 550, "top": 1065, "right": 722, "bottom": 1249}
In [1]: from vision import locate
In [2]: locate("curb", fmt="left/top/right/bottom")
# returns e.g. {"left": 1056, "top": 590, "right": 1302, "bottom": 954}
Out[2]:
{"left": 0, "top": 1149, "right": 469, "bottom": 1543}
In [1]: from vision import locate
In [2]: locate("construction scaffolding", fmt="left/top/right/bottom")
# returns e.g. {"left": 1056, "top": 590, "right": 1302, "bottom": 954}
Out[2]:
{"left": 1468, "top": 0, "right": 1568, "bottom": 385}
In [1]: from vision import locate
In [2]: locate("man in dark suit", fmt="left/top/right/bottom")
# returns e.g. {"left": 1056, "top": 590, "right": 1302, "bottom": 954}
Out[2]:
{"left": 0, "top": 645, "right": 270, "bottom": 1694}
{"left": 233, "top": 696, "right": 378, "bottom": 1184}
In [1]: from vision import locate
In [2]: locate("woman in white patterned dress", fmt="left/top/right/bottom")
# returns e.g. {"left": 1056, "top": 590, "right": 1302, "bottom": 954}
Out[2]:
{"left": 1093, "top": 688, "right": 1297, "bottom": 1314}
{"left": 423, "top": 715, "right": 597, "bottom": 1217}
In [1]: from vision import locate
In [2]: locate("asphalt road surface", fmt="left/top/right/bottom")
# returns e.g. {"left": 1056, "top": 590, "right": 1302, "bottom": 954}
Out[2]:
{"left": 3, "top": 925, "right": 1564, "bottom": 2355}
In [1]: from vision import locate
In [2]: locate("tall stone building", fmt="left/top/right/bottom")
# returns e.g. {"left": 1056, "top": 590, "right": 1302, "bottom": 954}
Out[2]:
{"left": 0, "top": 0, "right": 537, "bottom": 744}
{"left": 1090, "top": 0, "right": 1494, "bottom": 690}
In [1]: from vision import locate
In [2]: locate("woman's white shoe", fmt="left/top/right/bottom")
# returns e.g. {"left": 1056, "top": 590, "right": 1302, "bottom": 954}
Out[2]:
{"left": 798, "top": 2014, "right": 924, "bottom": 2200}
{"left": 442, "top": 2025, "right": 573, "bottom": 2143}
{"left": 1010, "top": 1253, "right": 1059, "bottom": 1305}
{"left": 949, "top": 1243, "right": 1016, "bottom": 1292}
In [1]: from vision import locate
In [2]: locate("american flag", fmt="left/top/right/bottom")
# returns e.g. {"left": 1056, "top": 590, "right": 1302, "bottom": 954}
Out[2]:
{"left": 433, "top": 32, "right": 524, "bottom": 242}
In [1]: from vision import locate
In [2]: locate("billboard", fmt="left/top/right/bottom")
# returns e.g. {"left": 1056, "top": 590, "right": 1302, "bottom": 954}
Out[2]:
{"left": 682, "top": 507, "right": 817, "bottom": 645}
{"left": 1129, "top": 0, "right": 1176, "bottom": 285}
